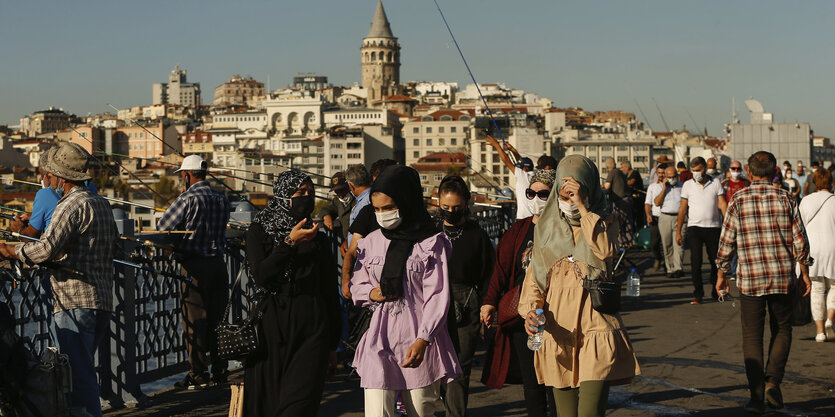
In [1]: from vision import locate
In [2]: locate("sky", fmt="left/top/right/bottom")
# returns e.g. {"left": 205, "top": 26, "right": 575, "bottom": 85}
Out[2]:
{"left": 1, "top": 0, "right": 834, "bottom": 138}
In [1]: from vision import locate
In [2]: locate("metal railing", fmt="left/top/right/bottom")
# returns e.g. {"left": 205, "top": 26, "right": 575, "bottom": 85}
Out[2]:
{"left": 0, "top": 205, "right": 515, "bottom": 406}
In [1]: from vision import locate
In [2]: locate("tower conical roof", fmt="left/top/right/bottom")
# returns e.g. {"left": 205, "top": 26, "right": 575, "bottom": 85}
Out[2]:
{"left": 366, "top": 0, "right": 395, "bottom": 39}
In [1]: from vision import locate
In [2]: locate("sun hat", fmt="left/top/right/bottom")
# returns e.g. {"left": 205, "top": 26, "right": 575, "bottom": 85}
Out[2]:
{"left": 45, "top": 143, "right": 92, "bottom": 181}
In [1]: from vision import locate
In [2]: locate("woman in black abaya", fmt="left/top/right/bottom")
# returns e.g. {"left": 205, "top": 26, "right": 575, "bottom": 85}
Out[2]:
{"left": 243, "top": 170, "right": 340, "bottom": 416}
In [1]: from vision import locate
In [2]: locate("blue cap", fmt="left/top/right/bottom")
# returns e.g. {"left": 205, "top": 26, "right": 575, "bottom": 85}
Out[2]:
{"left": 518, "top": 157, "right": 534, "bottom": 169}
{"left": 535, "top": 308, "right": 544, "bottom": 315}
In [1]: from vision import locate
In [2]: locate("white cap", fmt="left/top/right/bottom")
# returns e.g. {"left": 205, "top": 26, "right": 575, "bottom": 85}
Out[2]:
{"left": 175, "top": 155, "right": 208, "bottom": 173}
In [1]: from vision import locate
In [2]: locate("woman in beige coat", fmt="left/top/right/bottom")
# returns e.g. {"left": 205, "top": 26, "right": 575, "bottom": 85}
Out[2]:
{"left": 519, "top": 155, "right": 640, "bottom": 417}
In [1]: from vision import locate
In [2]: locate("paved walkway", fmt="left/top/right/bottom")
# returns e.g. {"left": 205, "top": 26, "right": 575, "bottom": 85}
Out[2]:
{"left": 105, "top": 250, "right": 835, "bottom": 416}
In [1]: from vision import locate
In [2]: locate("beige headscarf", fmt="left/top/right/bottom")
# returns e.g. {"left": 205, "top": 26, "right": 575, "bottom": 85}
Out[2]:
{"left": 530, "top": 155, "right": 613, "bottom": 291}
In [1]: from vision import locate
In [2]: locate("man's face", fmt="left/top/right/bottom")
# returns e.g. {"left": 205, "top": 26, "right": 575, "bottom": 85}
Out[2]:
{"left": 691, "top": 164, "right": 706, "bottom": 183}
{"left": 797, "top": 165, "right": 805, "bottom": 175}
{"left": 665, "top": 167, "right": 677, "bottom": 181}
{"left": 729, "top": 162, "right": 742, "bottom": 178}
{"left": 656, "top": 169, "right": 665, "bottom": 183}
{"left": 620, "top": 164, "right": 629, "bottom": 174}
{"left": 707, "top": 159, "right": 716, "bottom": 170}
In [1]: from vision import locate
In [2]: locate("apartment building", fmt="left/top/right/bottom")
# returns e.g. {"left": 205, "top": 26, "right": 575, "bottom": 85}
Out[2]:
{"left": 403, "top": 110, "right": 471, "bottom": 165}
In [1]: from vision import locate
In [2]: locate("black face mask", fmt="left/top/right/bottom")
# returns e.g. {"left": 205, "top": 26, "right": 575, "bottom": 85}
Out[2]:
{"left": 289, "top": 195, "right": 314, "bottom": 221}
{"left": 440, "top": 208, "right": 466, "bottom": 224}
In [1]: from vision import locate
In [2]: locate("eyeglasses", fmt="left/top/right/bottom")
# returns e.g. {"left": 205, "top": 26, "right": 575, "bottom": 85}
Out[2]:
{"left": 525, "top": 188, "right": 550, "bottom": 200}
{"left": 730, "top": 167, "right": 742, "bottom": 171}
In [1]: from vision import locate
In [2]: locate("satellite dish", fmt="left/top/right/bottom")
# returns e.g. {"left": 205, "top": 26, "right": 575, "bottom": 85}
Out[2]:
{"left": 744, "top": 99, "right": 764, "bottom": 114}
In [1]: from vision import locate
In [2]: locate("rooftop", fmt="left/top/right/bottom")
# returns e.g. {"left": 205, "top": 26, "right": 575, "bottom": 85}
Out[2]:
{"left": 366, "top": 0, "right": 395, "bottom": 39}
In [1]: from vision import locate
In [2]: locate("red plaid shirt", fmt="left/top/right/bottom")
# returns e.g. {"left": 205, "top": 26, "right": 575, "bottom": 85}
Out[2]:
{"left": 717, "top": 180, "right": 812, "bottom": 296}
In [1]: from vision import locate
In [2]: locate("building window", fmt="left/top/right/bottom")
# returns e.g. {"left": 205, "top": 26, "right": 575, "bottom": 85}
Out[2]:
{"left": 451, "top": 138, "right": 457, "bottom": 145}
{"left": 450, "top": 127, "right": 457, "bottom": 133}
{"left": 420, "top": 174, "right": 428, "bottom": 181}
{"left": 438, "top": 127, "right": 445, "bottom": 133}
{"left": 601, "top": 146, "right": 612, "bottom": 151}
{"left": 438, "top": 138, "right": 445, "bottom": 146}
{"left": 617, "top": 156, "right": 629, "bottom": 163}
{"left": 572, "top": 146, "right": 583, "bottom": 152}
{"left": 347, "top": 143, "right": 361, "bottom": 149}
{"left": 347, "top": 153, "right": 362, "bottom": 159}
{"left": 413, "top": 127, "right": 419, "bottom": 133}
{"left": 434, "top": 174, "right": 443, "bottom": 181}
{"left": 426, "top": 139, "right": 432, "bottom": 146}
{"left": 617, "top": 146, "right": 627, "bottom": 151}
{"left": 481, "top": 154, "right": 486, "bottom": 163}
{"left": 426, "top": 127, "right": 432, "bottom": 133}
{"left": 413, "top": 139, "right": 419, "bottom": 146}
{"left": 414, "top": 151, "right": 420, "bottom": 158}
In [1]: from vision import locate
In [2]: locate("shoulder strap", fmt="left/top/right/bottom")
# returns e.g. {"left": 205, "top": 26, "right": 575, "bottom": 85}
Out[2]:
{"left": 805, "top": 194, "right": 834, "bottom": 226}
{"left": 221, "top": 266, "right": 247, "bottom": 325}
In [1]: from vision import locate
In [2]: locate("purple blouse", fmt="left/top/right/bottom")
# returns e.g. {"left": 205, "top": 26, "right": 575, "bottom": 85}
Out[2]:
{"left": 350, "top": 230, "right": 462, "bottom": 390}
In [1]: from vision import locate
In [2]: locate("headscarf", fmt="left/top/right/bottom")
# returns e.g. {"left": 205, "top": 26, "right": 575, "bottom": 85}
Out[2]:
{"left": 253, "top": 170, "right": 311, "bottom": 245}
{"left": 530, "top": 155, "right": 613, "bottom": 291}
{"left": 371, "top": 165, "right": 438, "bottom": 298}
{"left": 530, "top": 169, "right": 556, "bottom": 189}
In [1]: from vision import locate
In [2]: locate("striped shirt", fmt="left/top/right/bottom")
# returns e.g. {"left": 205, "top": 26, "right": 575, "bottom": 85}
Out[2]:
{"left": 15, "top": 186, "right": 118, "bottom": 312}
{"left": 716, "top": 180, "right": 812, "bottom": 296}
{"left": 157, "top": 181, "right": 230, "bottom": 257}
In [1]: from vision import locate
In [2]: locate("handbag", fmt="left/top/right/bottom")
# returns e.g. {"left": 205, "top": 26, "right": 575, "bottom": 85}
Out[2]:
{"left": 791, "top": 282, "right": 812, "bottom": 327}
{"left": 216, "top": 272, "right": 268, "bottom": 362}
{"left": 345, "top": 307, "right": 373, "bottom": 352}
{"left": 453, "top": 287, "right": 475, "bottom": 326}
{"left": 582, "top": 278, "right": 622, "bottom": 314}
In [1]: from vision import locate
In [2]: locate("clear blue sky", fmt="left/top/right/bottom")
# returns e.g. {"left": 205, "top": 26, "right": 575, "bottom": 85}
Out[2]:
{"left": 2, "top": 0, "right": 834, "bottom": 138}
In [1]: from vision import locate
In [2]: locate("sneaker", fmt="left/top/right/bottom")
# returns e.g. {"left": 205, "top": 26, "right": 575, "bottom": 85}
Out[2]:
{"left": 744, "top": 400, "right": 765, "bottom": 414}
{"left": 174, "top": 373, "right": 211, "bottom": 390}
{"left": 815, "top": 333, "right": 826, "bottom": 343}
{"left": 826, "top": 320, "right": 835, "bottom": 340}
{"left": 691, "top": 299, "right": 702, "bottom": 305}
{"left": 765, "top": 383, "right": 783, "bottom": 409}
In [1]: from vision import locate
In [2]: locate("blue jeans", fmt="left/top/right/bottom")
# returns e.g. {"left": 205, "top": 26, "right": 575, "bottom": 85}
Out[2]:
{"left": 52, "top": 308, "right": 110, "bottom": 417}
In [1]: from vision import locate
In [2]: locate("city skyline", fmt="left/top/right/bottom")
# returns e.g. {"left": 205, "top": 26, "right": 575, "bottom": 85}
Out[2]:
{"left": 2, "top": 0, "right": 834, "bottom": 138}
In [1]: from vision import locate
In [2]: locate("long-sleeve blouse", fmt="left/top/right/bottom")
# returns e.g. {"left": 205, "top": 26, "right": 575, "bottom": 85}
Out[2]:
{"left": 350, "top": 229, "right": 462, "bottom": 390}
{"left": 518, "top": 212, "right": 640, "bottom": 389}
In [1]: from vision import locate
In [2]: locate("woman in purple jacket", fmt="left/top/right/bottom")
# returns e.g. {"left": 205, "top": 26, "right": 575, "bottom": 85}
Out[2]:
{"left": 350, "top": 165, "right": 461, "bottom": 417}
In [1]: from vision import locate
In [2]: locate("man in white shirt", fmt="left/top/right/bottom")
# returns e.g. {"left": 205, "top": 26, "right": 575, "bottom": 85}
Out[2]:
{"left": 650, "top": 165, "right": 685, "bottom": 278}
{"left": 676, "top": 156, "right": 728, "bottom": 304}
{"left": 485, "top": 135, "right": 536, "bottom": 219}
{"left": 644, "top": 164, "right": 667, "bottom": 272}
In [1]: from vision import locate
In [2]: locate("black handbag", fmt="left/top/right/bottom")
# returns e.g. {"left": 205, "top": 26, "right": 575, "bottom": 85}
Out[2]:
{"left": 216, "top": 273, "right": 268, "bottom": 362}
{"left": 345, "top": 307, "right": 373, "bottom": 352}
{"left": 582, "top": 278, "right": 621, "bottom": 315}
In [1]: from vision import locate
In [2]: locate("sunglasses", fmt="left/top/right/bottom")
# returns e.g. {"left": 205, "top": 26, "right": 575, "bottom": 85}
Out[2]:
{"left": 525, "top": 188, "right": 551, "bottom": 200}
{"left": 730, "top": 167, "right": 742, "bottom": 171}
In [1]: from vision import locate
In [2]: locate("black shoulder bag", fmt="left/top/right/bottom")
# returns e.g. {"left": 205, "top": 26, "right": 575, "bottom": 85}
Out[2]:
{"left": 216, "top": 270, "right": 269, "bottom": 362}
{"left": 580, "top": 263, "right": 621, "bottom": 315}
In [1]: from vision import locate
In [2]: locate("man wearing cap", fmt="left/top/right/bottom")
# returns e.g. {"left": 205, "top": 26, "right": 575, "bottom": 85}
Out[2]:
{"left": 319, "top": 171, "right": 355, "bottom": 254}
{"left": 0, "top": 143, "right": 118, "bottom": 417}
{"left": 157, "top": 155, "right": 231, "bottom": 389}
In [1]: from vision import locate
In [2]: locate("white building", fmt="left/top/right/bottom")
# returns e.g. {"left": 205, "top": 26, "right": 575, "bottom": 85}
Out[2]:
{"left": 323, "top": 125, "right": 402, "bottom": 177}
{"left": 403, "top": 110, "right": 472, "bottom": 165}
{"left": 152, "top": 65, "right": 201, "bottom": 108}
{"left": 323, "top": 108, "right": 398, "bottom": 128}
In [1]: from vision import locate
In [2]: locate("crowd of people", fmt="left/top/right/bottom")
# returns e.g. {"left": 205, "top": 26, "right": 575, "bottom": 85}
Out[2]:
{"left": 2, "top": 141, "right": 832, "bottom": 416}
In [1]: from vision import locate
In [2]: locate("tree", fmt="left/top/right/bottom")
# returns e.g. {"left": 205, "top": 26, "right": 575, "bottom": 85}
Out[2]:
{"left": 152, "top": 175, "right": 179, "bottom": 206}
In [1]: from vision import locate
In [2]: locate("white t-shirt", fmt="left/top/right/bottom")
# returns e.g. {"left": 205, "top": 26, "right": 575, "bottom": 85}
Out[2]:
{"left": 680, "top": 177, "right": 724, "bottom": 228}
{"left": 515, "top": 167, "right": 534, "bottom": 219}
{"left": 644, "top": 182, "right": 663, "bottom": 217}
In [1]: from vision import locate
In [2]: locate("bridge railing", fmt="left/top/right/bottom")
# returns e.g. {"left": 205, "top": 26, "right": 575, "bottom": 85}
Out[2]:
{"left": 0, "top": 205, "right": 514, "bottom": 406}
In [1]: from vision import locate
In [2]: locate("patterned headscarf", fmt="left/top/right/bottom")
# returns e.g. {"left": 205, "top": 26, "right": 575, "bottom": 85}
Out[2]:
{"left": 529, "top": 169, "right": 556, "bottom": 189}
{"left": 253, "top": 170, "right": 311, "bottom": 245}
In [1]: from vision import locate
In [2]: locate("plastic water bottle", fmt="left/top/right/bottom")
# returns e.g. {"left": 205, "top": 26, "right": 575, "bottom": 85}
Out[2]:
{"left": 527, "top": 308, "right": 546, "bottom": 351}
{"left": 626, "top": 268, "right": 641, "bottom": 297}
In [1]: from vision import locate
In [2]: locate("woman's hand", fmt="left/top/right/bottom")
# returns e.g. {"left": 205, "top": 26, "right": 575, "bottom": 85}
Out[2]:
{"left": 480, "top": 305, "right": 496, "bottom": 328}
{"left": 560, "top": 177, "right": 586, "bottom": 208}
{"left": 369, "top": 286, "right": 389, "bottom": 302}
{"left": 401, "top": 339, "right": 429, "bottom": 368}
{"left": 288, "top": 219, "right": 319, "bottom": 244}
{"left": 524, "top": 309, "right": 541, "bottom": 337}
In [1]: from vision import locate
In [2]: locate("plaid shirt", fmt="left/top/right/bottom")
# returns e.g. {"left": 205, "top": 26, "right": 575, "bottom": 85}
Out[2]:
{"left": 15, "top": 186, "right": 118, "bottom": 312}
{"left": 717, "top": 180, "right": 812, "bottom": 296}
{"left": 157, "top": 181, "right": 230, "bottom": 257}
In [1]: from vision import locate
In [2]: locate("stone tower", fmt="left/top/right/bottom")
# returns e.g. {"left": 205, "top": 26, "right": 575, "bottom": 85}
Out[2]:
{"left": 361, "top": 0, "right": 400, "bottom": 105}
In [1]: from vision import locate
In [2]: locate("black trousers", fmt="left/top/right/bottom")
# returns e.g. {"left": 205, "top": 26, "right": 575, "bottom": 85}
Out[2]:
{"left": 510, "top": 331, "right": 556, "bottom": 417}
{"left": 180, "top": 256, "right": 229, "bottom": 377}
{"left": 686, "top": 226, "right": 720, "bottom": 301}
{"left": 739, "top": 292, "right": 793, "bottom": 402}
{"left": 443, "top": 286, "right": 480, "bottom": 417}
{"left": 649, "top": 216, "right": 663, "bottom": 262}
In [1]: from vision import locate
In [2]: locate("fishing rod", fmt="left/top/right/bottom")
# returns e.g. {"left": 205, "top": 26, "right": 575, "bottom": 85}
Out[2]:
{"left": 3, "top": 230, "right": 191, "bottom": 283}
{"left": 237, "top": 154, "right": 332, "bottom": 180}
{"left": 3, "top": 178, "right": 162, "bottom": 212}
{"left": 432, "top": 0, "right": 508, "bottom": 146}
{"left": 69, "top": 125, "right": 172, "bottom": 206}
{"left": 0, "top": 205, "right": 26, "bottom": 214}
{"left": 107, "top": 104, "right": 246, "bottom": 200}
{"left": 95, "top": 151, "right": 280, "bottom": 180}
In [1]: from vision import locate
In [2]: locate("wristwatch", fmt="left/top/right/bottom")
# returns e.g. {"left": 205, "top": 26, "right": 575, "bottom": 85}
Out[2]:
{"left": 283, "top": 235, "right": 296, "bottom": 247}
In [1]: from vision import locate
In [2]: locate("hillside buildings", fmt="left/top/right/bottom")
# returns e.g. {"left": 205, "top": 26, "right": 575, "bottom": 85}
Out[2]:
{"left": 153, "top": 65, "right": 201, "bottom": 108}
{"left": 19, "top": 108, "right": 73, "bottom": 137}
{"left": 362, "top": 0, "right": 400, "bottom": 104}
{"left": 728, "top": 98, "right": 812, "bottom": 164}
{"left": 213, "top": 75, "right": 265, "bottom": 107}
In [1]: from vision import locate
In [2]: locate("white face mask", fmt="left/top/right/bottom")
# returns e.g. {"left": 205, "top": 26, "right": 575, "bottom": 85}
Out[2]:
{"left": 528, "top": 196, "right": 548, "bottom": 217}
{"left": 375, "top": 209, "right": 402, "bottom": 230}
{"left": 558, "top": 199, "right": 582, "bottom": 220}
{"left": 730, "top": 171, "right": 741, "bottom": 179}
{"left": 692, "top": 171, "right": 704, "bottom": 182}
{"left": 812, "top": 167, "right": 818, "bottom": 173}
{"left": 667, "top": 177, "right": 677, "bottom": 185}
{"left": 52, "top": 178, "right": 65, "bottom": 198}
{"left": 785, "top": 174, "right": 792, "bottom": 179}
{"left": 41, "top": 179, "right": 49, "bottom": 189}
{"left": 706, "top": 169, "right": 717, "bottom": 176}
